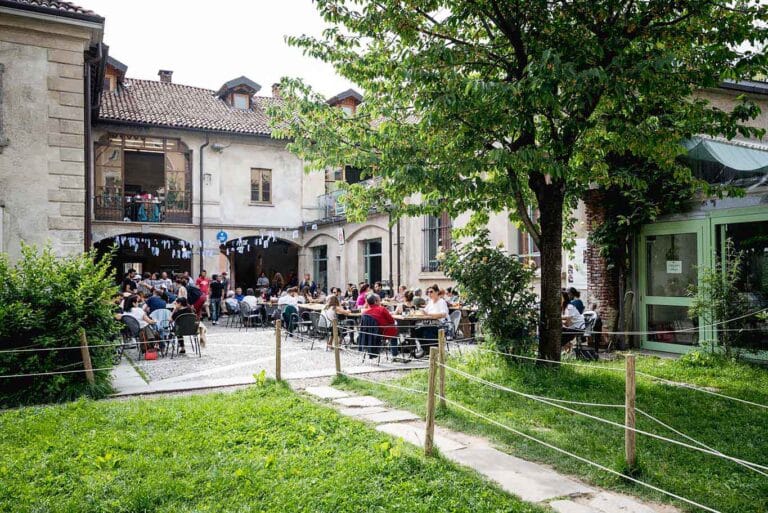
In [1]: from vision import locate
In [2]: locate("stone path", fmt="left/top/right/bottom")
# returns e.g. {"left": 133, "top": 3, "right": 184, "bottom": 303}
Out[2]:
{"left": 302, "top": 385, "right": 679, "bottom": 513}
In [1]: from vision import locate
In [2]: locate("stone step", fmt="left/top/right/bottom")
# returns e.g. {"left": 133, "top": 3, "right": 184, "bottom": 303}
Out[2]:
{"left": 550, "top": 500, "right": 603, "bottom": 513}
{"left": 358, "top": 409, "right": 420, "bottom": 424}
{"left": 338, "top": 406, "right": 389, "bottom": 418}
{"left": 444, "top": 445, "right": 593, "bottom": 503}
{"left": 376, "top": 422, "right": 465, "bottom": 452}
{"left": 333, "top": 395, "right": 384, "bottom": 407}
{"left": 304, "top": 386, "right": 349, "bottom": 399}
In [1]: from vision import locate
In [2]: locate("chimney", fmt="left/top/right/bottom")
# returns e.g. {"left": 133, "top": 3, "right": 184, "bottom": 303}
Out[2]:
{"left": 158, "top": 69, "right": 173, "bottom": 83}
{"left": 271, "top": 83, "right": 281, "bottom": 99}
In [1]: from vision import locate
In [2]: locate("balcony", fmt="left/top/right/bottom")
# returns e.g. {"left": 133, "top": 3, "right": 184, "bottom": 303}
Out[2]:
{"left": 94, "top": 187, "right": 193, "bottom": 224}
{"left": 317, "top": 189, "right": 346, "bottom": 218}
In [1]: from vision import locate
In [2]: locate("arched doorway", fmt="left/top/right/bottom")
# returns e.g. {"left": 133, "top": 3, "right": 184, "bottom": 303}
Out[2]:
{"left": 94, "top": 233, "right": 193, "bottom": 282}
{"left": 223, "top": 236, "right": 299, "bottom": 291}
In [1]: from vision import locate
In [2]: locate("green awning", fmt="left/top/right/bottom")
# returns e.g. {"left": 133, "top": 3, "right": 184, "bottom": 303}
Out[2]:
{"left": 684, "top": 137, "right": 768, "bottom": 172}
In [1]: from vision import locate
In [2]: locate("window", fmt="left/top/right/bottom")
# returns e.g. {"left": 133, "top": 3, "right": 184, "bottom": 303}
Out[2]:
{"left": 250, "top": 168, "right": 272, "bottom": 203}
{"left": 422, "top": 213, "right": 452, "bottom": 272}
{"left": 233, "top": 93, "right": 250, "bottom": 110}
{"left": 363, "top": 239, "right": 382, "bottom": 284}
{"left": 313, "top": 245, "right": 328, "bottom": 293}
{"left": 516, "top": 208, "right": 541, "bottom": 269}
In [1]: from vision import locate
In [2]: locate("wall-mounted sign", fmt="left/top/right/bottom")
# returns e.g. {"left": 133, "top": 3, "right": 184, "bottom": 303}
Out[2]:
{"left": 337, "top": 227, "right": 345, "bottom": 245}
{"left": 216, "top": 230, "right": 228, "bottom": 244}
{"left": 666, "top": 260, "right": 682, "bottom": 274}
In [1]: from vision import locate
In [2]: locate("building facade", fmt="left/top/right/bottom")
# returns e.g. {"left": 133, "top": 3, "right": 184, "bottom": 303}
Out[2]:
{"left": 0, "top": 0, "right": 104, "bottom": 260}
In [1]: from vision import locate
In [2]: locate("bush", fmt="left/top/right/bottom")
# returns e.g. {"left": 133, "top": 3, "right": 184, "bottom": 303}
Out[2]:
{"left": 441, "top": 229, "right": 538, "bottom": 354}
{"left": 0, "top": 245, "right": 119, "bottom": 407}
{"left": 688, "top": 239, "right": 763, "bottom": 357}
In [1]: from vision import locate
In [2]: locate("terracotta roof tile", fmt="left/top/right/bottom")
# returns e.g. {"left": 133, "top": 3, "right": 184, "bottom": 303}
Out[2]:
{"left": 0, "top": 0, "right": 103, "bottom": 21}
{"left": 99, "top": 79, "right": 281, "bottom": 137}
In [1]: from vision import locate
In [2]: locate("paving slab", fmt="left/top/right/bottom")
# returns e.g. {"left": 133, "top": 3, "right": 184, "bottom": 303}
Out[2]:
{"left": 376, "top": 422, "right": 465, "bottom": 452}
{"left": 445, "top": 445, "right": 593, "bottom": 503}
{"left": 587, "top": 492, "right": 660, "bottom": 513}
{"left": 304, "top": 386, "right": 350, "bottom": 399}
{"left": 358, "top": 409, "right": 420, "bottom": 423}
{"left": 338, "top": 406, "right": 389, "bottom": 417}
{"left": 550, "top": 500, "right": 602, "bottom": 513}
{"left": 333, "top": 395, "right": 384, "bottom": 407}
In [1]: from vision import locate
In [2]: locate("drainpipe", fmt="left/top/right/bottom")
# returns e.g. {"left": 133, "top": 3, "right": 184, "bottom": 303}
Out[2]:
{"left": 396, "top": 217, "right": 401, "bottom": 288}
{"left": 83, "top": 44, "right": 103, "bottom": 252}
{"left": 388, "top": 210, "right": 394, "bottom": 293}
{"left": 199, "top": 136, "right": 209, "bottom": 275}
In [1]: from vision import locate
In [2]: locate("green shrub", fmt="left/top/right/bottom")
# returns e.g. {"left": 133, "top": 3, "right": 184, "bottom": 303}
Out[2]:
{"left": 441, "top": 229, "right": 538, "bottom": 354}
{"left": 688, "top": 239, "right": 762, "bottom": 357}
{"left": 0, "top": 244, "right": 119, "bottom": 407}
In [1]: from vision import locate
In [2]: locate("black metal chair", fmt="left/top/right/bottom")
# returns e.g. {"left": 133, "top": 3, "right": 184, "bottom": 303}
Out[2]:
{"left": 119, "top": 315, "right": 142, "bottom": 361}
{"left": 314, "top": 313, "right": 331, "bottom": 351}
{"left": 238, "top": 302, "right": 261, "bottom": 332}
{"left": 173, "top": 313, "right": 201, "bottom": 357}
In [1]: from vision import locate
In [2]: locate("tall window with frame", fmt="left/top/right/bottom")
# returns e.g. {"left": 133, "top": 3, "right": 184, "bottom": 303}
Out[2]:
{"left": 250, "top": 168, "right": 272, "bottom": 204}
{"left": 363, "top": 239, "right": 382, "bottom": 284}
{"left": 517, "top": 208, "right": 541, "bottom": 268}
{"left": 422, "top": 212, "right": 452, "bottom": 272}
{"left": 312, "top": 245, "right": 328, "bottom": 293}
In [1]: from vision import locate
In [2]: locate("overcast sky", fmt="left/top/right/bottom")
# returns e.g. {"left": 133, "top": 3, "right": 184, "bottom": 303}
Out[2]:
{"left": 84, "top": 0, "right": 356, "bottom": 98}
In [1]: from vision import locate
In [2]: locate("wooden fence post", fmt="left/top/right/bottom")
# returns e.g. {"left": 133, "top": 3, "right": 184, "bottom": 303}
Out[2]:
{"left": 333, "top": 319, "right": 341, "bottom": 376}
{"left": 438, "top": 329, "right": 446, "bottom": 408}
{"left": 425, "top": 346, "right": 438, "bottom": 456}
{"left": 275, "top": 319, "right": 282, "bottom": 382}
{"left": 80, "top": 329, "right": 95, "bottom": 385}
{"left": 625, "top": 353, "right": 636, "bottom": 470}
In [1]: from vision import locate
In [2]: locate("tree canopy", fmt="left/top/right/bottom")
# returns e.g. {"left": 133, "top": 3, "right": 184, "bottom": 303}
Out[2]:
{"left": 270, "top": 0, "right": 768, "bottom": 359}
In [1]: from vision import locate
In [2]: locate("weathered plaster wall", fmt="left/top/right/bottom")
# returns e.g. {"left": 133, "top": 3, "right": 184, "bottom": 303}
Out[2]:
{"left": 0, "top": 11, "right": 97, "bottom": 260}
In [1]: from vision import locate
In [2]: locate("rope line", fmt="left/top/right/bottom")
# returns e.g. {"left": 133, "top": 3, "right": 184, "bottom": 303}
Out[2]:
{"left": 338, "top": 371, "right": 428, "bottom": 395}
{"left": 437, "top": 395, "right": 722, "bottom": 513}
{"left": 635, "top": 371, "right": 768, "bottom": 411}
{"left": 0, "top": 367, "right": 115, "bottom": 379}
{"left": 440, "top": 363, "right": 768, "bottom": 472}
{"left": 635, "top": 409, "right": 768, "bottom": 477}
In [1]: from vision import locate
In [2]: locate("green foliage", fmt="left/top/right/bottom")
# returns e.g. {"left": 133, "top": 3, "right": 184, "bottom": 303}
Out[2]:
{"left": 0, "top": 384, "right": 545, "bottom": 513}
{"left": 688, "top": 239, "right": 760, "bottom": 357}
{"left": 441, "top": 229, "right": 538, "bottom": 354}
{"left": 338, "top": 353, "right": 768, "bottom": 513}
{"left": 0, "top": 244, "right": 119, "bottom": 407}
{"left": 270, "top": 0, "right": 768, "bottom": 359}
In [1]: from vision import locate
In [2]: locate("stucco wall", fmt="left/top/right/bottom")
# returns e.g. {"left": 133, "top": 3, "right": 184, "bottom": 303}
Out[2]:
{"left": 0, "top": 11, "right": 98, "bottom": 260}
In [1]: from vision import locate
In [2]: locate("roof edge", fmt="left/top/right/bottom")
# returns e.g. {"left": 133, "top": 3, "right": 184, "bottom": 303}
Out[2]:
{"left": 0, "top": 0, "right": 104, "bottom": 23}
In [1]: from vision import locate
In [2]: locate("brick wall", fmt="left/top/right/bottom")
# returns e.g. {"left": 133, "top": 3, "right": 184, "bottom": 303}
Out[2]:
{"left": 584, "top": 189, "right": 620, "bottom": 332}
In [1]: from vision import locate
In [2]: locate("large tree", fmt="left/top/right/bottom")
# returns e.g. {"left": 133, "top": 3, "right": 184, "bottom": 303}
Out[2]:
{"left": 270, "top": 0, "right": 767, "bottom": 360}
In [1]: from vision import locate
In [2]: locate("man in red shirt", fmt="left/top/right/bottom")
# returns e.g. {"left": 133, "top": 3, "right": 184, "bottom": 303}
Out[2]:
{"left": 195, "top": 270, "right": 211, "bottom": 294}
{"left": 363, "top": 293, "right": 398, "bottom": 338}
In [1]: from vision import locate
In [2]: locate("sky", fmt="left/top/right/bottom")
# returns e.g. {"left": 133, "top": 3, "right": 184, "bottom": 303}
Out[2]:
{"left": 83, "top": 0, "right": 357, "bottom": 98}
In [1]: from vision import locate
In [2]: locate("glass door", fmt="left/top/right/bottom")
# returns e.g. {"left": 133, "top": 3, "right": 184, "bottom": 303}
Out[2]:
{"left": 638, "top": 220, "right": 709, "bottom": 352}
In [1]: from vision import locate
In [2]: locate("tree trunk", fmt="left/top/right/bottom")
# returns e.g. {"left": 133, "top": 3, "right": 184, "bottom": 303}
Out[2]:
{"left": 536, "top": 185, "right": 565, "bottom": 362}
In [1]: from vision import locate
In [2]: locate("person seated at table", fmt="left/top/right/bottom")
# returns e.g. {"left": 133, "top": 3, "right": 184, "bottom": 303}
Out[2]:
{"left": 344, "top": 283, "right": 355, "bottom": 300}
{"left": 356, "top": 284, "right": 371, "bottom": 308}
{"left": 224, "top": 290, "right": 240, "bottom": 314}
{"left": 270, "top": 272, "right": 285, "bottom": 298}
{"left": 234, "top": 287, "right": 244, "bottom": 301}
{"left": 171, "top": 297, "right": 195, "bottom": 354}
{"left": 394, "top": 285, "right": 408, "bottom": 302}
{"left": 175, "top": 277, "right": 188, "bottom": 300}
{"left": 373, "top": 281, "right": 385, "bottom": 298}
{"left": 321, "top": 295, "right": 352, "bottom": 350}
{"left": 144, "top": 288, "right": 166, "bottom": 314}
{"left": 446, "top": 287, "right": 461, "bottom": 305}
{"left": 362, "top": 293, "right": 399, "bottom": 355}
{"left": 242, "top": 288, "right": 259, "bottom": 310}
{"left": 561, "top": 290, "right": 585, "bottom": 351}
{"left": 256, "top": 271, "right": 270, "bottom": 291}
{"left": 567, "top": 287, "right": 585, "bottom": 314}
{"left": 122, "top": 294, "right": 158, "bottom": 351}
{"left": 278, "top": 287, "right": 299, "bottom": 307}
{"left": 297, "top": 285, "right": 312, "bottom": 304}
{"left": 395, "top": 291, "right": 415, "bottom": 315}
{"left": 412, "top": 289, "right": 427, "bottom": 309}
{"left": 411, "top": 284, "right": 450, "bottom": 352}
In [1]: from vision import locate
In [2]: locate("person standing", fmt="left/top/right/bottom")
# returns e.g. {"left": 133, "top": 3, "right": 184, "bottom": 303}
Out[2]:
{"left": 220, "top": 272, "right": 230, "bottom": 293}
{"left": 209, "top": 274, "right": 225, "bottom": 325}
{"left": 186, "top": 280, "right": 207, "bottom": 320}
{"left": 195, "top": 271, "right": 211, "bottom": 319}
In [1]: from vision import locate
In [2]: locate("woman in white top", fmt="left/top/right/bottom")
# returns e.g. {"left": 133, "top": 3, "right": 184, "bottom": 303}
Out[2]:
{"left": 561, "top": 290, "right": 585, "bottom": 350}
{"left": 423, "top": 285, "right": 450, "bottom": 324}
{"left": 123, "top": 295, "right": 156, "bottom": 330}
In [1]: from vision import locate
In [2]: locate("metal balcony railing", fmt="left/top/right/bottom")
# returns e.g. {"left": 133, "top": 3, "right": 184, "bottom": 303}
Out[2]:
{"left": 94, "top": 187, "right": 193, "bottom": 223}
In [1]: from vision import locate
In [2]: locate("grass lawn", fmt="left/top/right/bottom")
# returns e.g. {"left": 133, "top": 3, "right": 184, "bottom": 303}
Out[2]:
{"left": 335, "top": 350, "right": 768, "bottom": 513}
{"left": 0, "top": 382, "right": 546, "bottom": 513}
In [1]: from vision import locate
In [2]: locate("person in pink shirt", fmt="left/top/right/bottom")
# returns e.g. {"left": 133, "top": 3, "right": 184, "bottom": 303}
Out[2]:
{"left": 356, "top": 283, "right": 370, "bottom": 308}
{"left": 195, "top": 270, "right": 211, "bottom": 294}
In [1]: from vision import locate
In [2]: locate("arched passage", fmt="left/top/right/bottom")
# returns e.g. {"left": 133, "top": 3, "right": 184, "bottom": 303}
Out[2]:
{"left": 94, "top": 233, "right": 193, "bottom": 282}
{"left": 223, "top": 236, "right": 299, "bottom": 291}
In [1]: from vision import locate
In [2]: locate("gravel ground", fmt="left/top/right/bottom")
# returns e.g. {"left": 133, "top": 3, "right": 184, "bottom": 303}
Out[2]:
{"left": 127, "top": 323, "right": 459, "bottom": 386}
